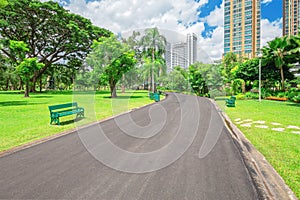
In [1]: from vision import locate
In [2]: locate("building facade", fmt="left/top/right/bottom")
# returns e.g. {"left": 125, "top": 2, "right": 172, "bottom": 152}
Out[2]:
{"left": 165, "top": 33, "right": 198, "bottom": 71}
{"left": 187, "top": 33, "right": 198, "bottom": 65}
{"left": 283, "top": 0, "right": 300, "bottom": 36}
{"left": 224, "top": 0, "right": 261, "bottom": 58}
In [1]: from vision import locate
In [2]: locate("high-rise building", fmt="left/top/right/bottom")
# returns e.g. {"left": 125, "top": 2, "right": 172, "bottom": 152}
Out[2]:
{"left": 172, "top": 42, "right": 188, "bottom": 69}
{"left": 165, "top": 33, "right": 198, "bottom": 71}
{"left": 187, "top": 33, "right": 198, "bottom": 65}
{"left": 224, "top": 0, "right": 261, "bottom": 58}
{"left": 283, "top": 0, "right": 300, "bottom": 36}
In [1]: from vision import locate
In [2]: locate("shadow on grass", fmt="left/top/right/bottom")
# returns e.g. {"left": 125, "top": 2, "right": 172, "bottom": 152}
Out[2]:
{"left": 0, "top": 101, "right": 44, "bottom": 107}
{"left": 103, "top": 96, "right": 144, "bottom": 99}
{"left": 52, "top": 117, "right": 85, "bottom": 126}
{"left": 285, "top": 102, "right": 300, "bottom": 107}
{"left": 30, "top": 96, "right": 53, "bottom": 99}
{"left": 0, "top": 91, "right": 23, "bottom": 95}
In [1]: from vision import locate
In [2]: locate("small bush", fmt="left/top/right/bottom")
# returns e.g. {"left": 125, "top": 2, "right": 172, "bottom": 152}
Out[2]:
{"left": 293, "top": 95, "right": 300, "bottom": 102}
{"left": 287, "top": 88, "right": 299, "bottom": 101}
{"left": 244, "top": 92, "right": 259, "bottom": 99}
{"left": 236, "top": 93, "right": 245, "bottom": 100}
{"left": 244, "top": 92, "right": 252, "bottom": 99}
{"left": 277, "top": 92, "right": 286, "bottom": 98}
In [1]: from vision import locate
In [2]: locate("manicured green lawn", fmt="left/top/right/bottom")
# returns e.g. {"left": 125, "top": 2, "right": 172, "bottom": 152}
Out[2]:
{"left": 0, "top": 90, "right": 154, "bottom": 152}
{"left": 216, "top": 99, "right": 300, "bottom": 198}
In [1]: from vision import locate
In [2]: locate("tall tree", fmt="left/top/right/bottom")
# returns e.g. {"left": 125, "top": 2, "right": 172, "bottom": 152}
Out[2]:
{"left": 188, "top": 64, "right": 209, "bottom": 97}
{"left": 222, "top": 52, "right": 238, "bottom": 82}
{"left": 287, "top": 34, "right": 300, "bottom": 63}
{"left": 140, "top": 27, "right": 166, "bottom": 92}
{"left": 0, "top": 0, "right": 111, "bottom": 91}
{"left": 86, "top": 35, "right": 136, "bottom": 98}
{"left": 262, "top": 36, "right": 292, "bottom": 91}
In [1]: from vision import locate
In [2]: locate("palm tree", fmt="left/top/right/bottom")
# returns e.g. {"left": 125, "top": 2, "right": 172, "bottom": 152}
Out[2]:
{"left": 287, "top": 34, "right": 300, "bottom": 63}
{"left": 140, "top": 27, "right": 166, "bottom": 92}
{"left": 262, "top": 36, "right": 290, "bottom": 91}
{"left": 260, "top": 33, "right": 300, "bottom": 92}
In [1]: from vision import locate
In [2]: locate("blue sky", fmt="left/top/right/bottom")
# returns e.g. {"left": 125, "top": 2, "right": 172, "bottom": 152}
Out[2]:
{"left": 52, "top": 0, "right": 283, "bottom": 61}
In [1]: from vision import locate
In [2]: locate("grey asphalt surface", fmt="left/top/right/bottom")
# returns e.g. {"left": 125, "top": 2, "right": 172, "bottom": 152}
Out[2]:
{"left": 0, "top": 93, "right": 259, "bottom": 199}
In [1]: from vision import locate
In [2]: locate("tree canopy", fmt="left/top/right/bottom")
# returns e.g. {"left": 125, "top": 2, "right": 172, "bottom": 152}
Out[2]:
{"left": 86, "top": 35, "right": 136, "bottom": 98}
{"left": 140, "top": 28, "right": 167, "bottom": 92}
{"left": 262, "top": 36, "right": 298, "bottom": 91}
{"left": 0, "top": 0, "right": 111, "bottom": 92}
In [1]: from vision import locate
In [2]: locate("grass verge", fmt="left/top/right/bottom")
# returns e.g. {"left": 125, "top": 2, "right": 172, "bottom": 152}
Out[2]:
{"left": 0, "top": 90, "right": 154, "bottom": 152}
{"left": 216, "top": 99, "right": 300, "bottom": 198}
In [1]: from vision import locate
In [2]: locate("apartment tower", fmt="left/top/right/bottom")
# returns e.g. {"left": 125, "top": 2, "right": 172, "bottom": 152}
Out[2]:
{"left": 283, "top": 0, "right": 300, "bottom": 36}
{"left": 224, "top": 0, "right": 261, "bottom": 58}
{"left": 165, "top": 33, "right": 198, "bottom": 71}
{"left": 187, "top": 33, "right": 198, "bottom": 65}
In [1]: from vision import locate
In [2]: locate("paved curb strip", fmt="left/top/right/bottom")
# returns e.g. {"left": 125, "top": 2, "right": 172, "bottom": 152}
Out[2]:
{"left": 0, "top": 93, "right": 168, "bottom": 158}
{"left": 210, "top": 99, "right": 298, "bottom": 200}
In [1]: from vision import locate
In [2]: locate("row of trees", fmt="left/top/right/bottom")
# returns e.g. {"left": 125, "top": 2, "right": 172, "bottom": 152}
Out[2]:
{"left": 75, "top": 28, "right": 168, "bottom": 97}
{"left": 221, "top": 33, "right": 300, "bottom": 96}
{"left": 0, "top": 0, "right": 111, "bottom": 97}
{"left": 1, "top": 0, "right": 299, "bottom": 98}
{"left": 0, "top": 0, "right": 169, "bottom": 98}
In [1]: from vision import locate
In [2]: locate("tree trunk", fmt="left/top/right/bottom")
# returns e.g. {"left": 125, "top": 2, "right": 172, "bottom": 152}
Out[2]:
{"left": 110, "top": 83, "right": 117, "bottom": 98}
{"left": 151, "top": 49, "right": 155, "bottom": 92}
{"left": 39, "top": 77, "right": 43, "bottom": 92}
{"left": 280, "top": 66, "right": 285, "bottom": 91}
{"left": 19, "top": 78, "right": 23, "bottom": 90}
{"left": 122, "top": 74, "right": 125, "bottom": 93}
{"left": 24, "top": 80, "right": 29, "bottom": 98}
{"left": 5, "top": 79, "right": 9, "bottom": 91}
{"left": 148, "top": 76, "right": 151, "bottom": 94}
{"left": 30, "top": 77, "right": 37, "bottom": 92}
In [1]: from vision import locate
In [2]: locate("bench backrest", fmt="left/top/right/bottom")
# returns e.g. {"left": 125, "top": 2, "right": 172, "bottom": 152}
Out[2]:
{"left": 48, "top": 102, "right": 78, "bottom": 112}
{"left": 230, "top": 96, "right": 236, "bottom": 101}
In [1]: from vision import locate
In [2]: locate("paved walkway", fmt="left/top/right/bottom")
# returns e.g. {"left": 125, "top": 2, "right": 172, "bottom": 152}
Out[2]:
{"left": 0, "top": 93, "right": 259, "bottom": 199}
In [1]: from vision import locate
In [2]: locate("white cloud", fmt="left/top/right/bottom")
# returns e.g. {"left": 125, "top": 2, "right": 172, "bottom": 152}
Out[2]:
{"left": 40, "top": 0, "right": 282, "bottom": 62}
{"left": 65, "top": 0, "right": 208, "bottom": 33}
{"left": 62, "top": 0, "right": 225, "bottom": 62}
{"left": 198, "top": 26, "right": 224, "bottom": 62}
{"left": 261, "top": 0, "right": 273, "bottom": 5}
{"left": 204, "top": 2, "right": 224, "bottom": 27}
{"left": 261, "top": 18, "right": 282, "bottom": 47}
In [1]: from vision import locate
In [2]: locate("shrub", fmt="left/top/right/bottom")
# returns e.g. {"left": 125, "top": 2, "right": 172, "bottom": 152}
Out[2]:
{"left": 277, "top": 92, "right": 286, "bottom": 98}
{"left": 244, "top": 92, "right": 258, "bottom": 99}
{"left": 293, "top": 95, "right": 300, "bottom": 102}
{"left": 287, "top": 88, "right": 299, "bottom": 101}
{"left": 236, "top": 93, "right": 245, "bottom": 100}
{"left": 244, "top": 92, "right": 252, "bottom": 99}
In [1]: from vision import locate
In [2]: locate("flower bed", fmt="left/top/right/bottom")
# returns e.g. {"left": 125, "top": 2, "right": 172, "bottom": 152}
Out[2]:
{"left": 266, "top": 96, "right": 288, "bottom": 101}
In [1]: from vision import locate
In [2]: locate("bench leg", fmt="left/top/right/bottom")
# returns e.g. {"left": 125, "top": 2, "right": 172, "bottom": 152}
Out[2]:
{"left": 50, "top": 117, "right": 60, "bottom": 125}
{"left": 76, "top": 111, "right": 84, "bottom": 118}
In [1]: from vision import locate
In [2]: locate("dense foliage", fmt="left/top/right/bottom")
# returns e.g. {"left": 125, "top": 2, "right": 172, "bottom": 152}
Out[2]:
{"left": 0, "top": 0, "right": 111, "bottom": 94}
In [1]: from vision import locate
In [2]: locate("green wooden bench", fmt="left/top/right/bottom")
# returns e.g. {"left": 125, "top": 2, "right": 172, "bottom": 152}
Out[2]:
{"left": 48, "top": 102, "right": 84, "bottom": 125}
{"left": 226, "top": 96, "right": 236, "bottom": 107}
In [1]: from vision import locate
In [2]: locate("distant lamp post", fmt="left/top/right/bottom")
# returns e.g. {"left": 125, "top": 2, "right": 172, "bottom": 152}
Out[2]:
{"left": 258, "top": 52, "right": 262, "bottom": 102}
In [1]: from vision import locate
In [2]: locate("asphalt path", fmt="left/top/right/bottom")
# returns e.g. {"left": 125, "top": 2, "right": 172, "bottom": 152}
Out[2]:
{"left": 0, "top": 93, "right": 259, "bottom": 199}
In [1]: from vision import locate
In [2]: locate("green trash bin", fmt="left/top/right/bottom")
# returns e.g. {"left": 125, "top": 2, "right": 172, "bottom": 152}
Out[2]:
{"left": 149, "top": 92, "right": 154, "bottom": 100}
{"left": 153, "top": 92, "right": 160, "bottom": 102}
